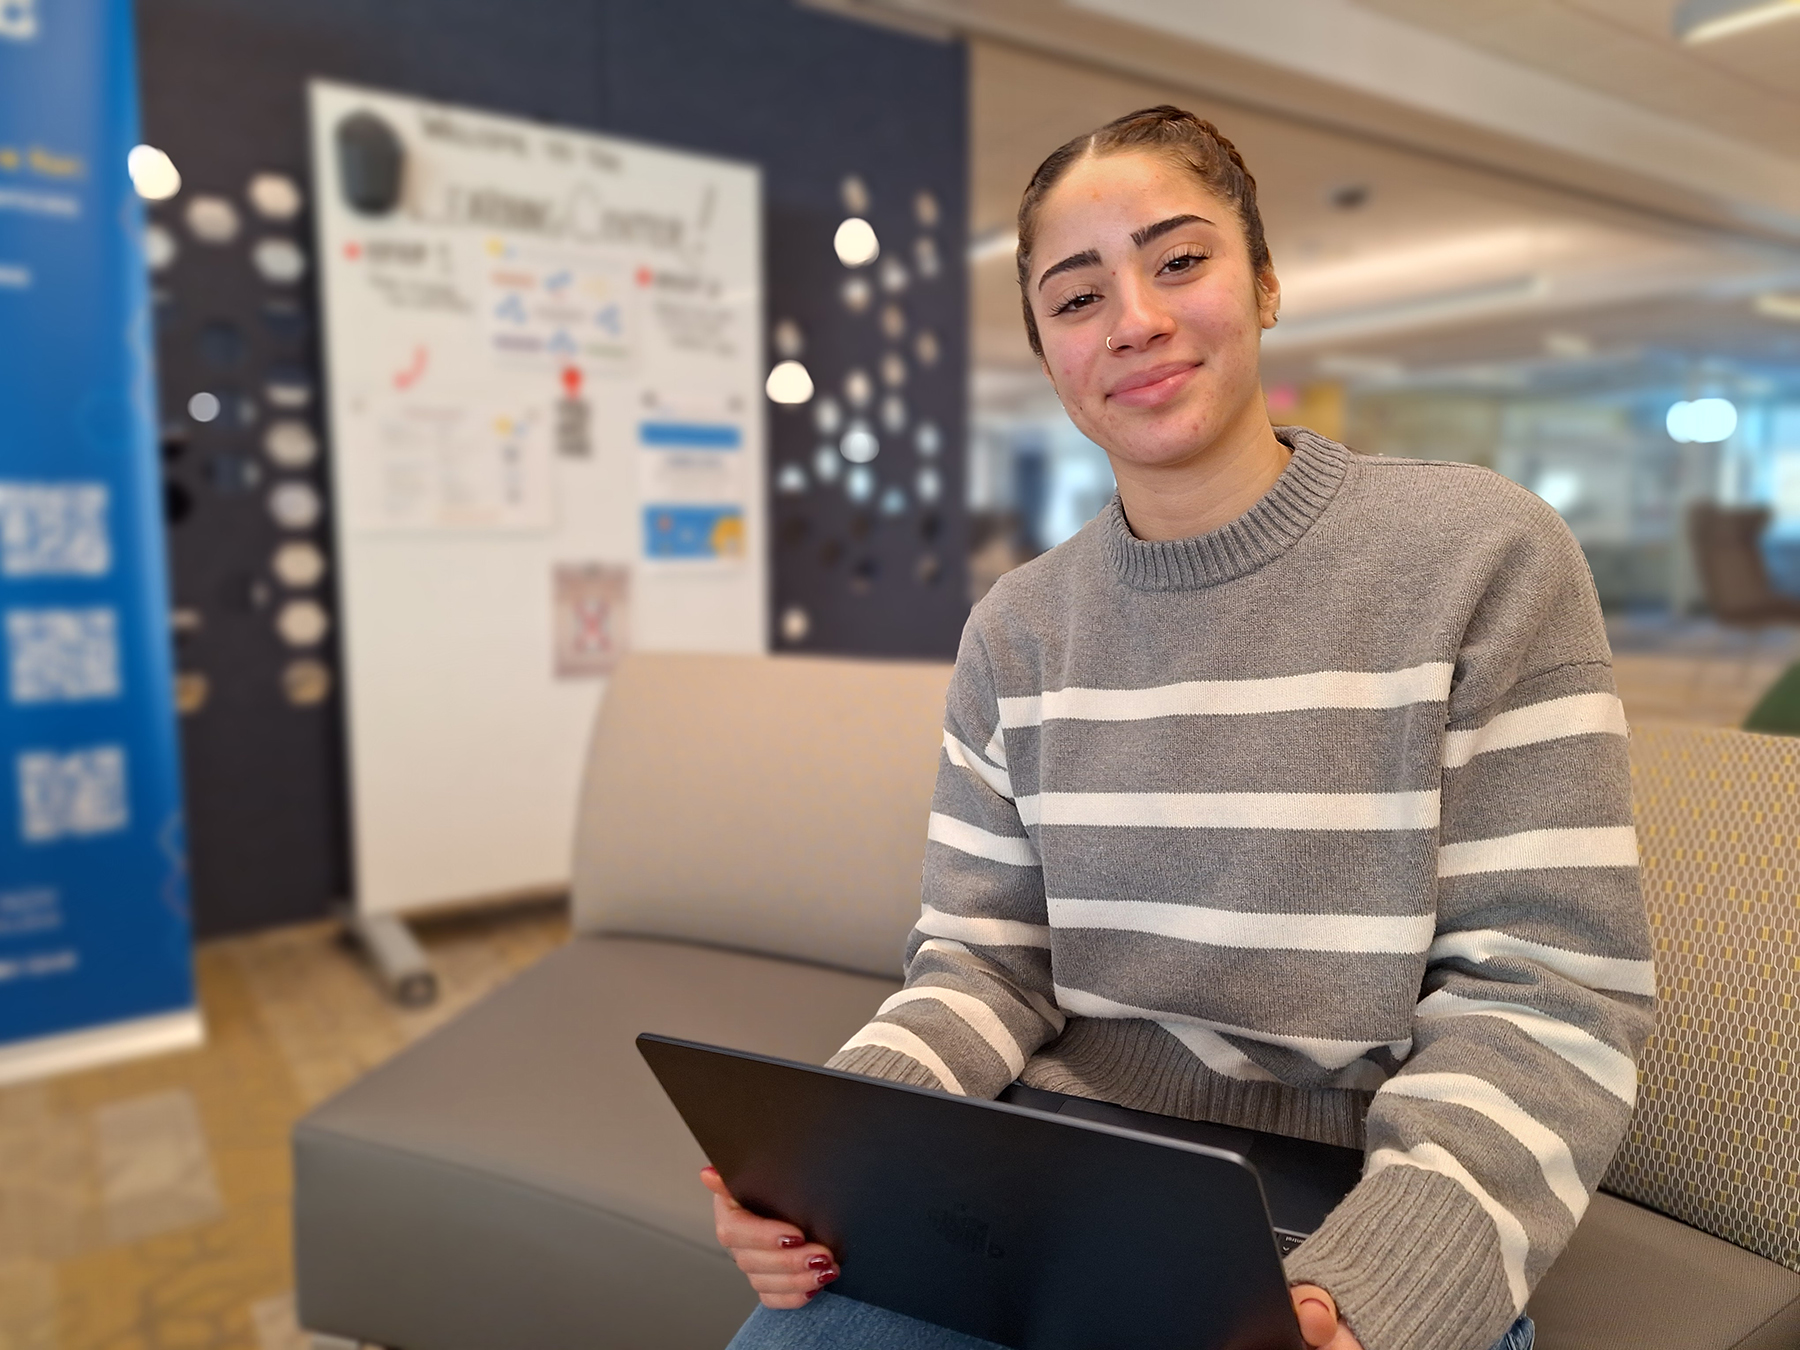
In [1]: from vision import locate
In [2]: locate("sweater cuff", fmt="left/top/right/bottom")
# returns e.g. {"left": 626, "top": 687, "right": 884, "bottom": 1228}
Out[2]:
{"left": 825, "top": 1044, "right": 948, "bottom": 1091}
{"left": 1284, "top": 1165, "right": 1516, "bottom": 1350}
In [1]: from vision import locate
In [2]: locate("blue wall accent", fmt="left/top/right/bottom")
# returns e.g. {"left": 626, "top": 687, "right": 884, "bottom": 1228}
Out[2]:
{"left": 0, "top": 0, "right": 195, "bottom": 1046}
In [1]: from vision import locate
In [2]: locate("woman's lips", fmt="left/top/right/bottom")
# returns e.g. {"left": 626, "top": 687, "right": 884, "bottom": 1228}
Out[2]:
{"left": 1107, "top": 361, "right": 1199, "bottom": 408}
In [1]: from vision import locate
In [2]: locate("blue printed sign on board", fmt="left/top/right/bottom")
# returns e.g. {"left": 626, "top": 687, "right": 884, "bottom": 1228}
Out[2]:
{"left": 0, "top": 0, "right": 198, "bottom": 1080}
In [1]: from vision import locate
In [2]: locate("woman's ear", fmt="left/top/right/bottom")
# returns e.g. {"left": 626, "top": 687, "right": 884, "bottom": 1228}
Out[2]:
{"left": 1257, "top": 263, "right": 1281, "bottom": 331}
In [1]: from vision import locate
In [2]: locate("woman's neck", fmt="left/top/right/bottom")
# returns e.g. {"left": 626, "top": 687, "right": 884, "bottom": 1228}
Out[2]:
{"left": 1108, "top": 404, "right": 1292, "bottom": 543}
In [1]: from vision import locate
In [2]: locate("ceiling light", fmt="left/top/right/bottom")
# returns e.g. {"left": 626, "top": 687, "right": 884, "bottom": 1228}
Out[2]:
{"left": 833, "top": 218, "right": 879, "bottom": 268}
{"left": 765, "top": 360, "right": 815, "bottom": 405}
{"left": 127, "top": 144, "right": 181, "bottom": 200}
{"left": 1754, "top": 292, "right": 1800, "bottom": 323}
{"left": 1667, "top": 398, "right": 1738, "bottom": 444}
{"left": 1674, "top": 0, "right": 1800, "bottom": 43}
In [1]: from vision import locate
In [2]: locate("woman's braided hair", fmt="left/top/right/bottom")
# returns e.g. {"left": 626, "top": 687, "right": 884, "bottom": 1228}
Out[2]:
{"left": 1015, "top": 106, "right": 1271, "bottom": 359}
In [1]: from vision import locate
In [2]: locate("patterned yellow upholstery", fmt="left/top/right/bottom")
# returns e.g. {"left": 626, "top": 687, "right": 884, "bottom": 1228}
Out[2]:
{"left": 1602, "top": 724, "right": 1800, "bottom": 1272}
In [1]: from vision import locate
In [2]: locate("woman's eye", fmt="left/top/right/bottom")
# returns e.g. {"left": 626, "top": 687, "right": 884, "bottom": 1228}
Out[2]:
{"left": 1161, "top": 251, "right": 1208, "bottom": 275}
{"left": 1049, "top": 290, "right": 1099, "bottom": 316}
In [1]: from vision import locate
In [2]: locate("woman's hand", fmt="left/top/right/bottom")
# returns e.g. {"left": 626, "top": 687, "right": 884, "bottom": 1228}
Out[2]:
{"left": 1292, "top": 1284, "right": 1364, "bottom": 1349}
{"left": 700, "top": 1166, "right": 840, "bottom": 1309}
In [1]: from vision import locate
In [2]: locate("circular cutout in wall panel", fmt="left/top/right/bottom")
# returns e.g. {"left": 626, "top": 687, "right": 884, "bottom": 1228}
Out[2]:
{"left": 778, "top": 604, "right": 811, "bottom": 644}
{"left": 879, "top": 485, "right": 908, "bottom": 516}
{"left": 845, "top": 464, "right": 876, "bottom": 504}
{"left": 164, "top": 479, "right": 193, "bottom": 525}
{"left": 850, "top": 556, "right": 879, "bottom": 594}
{"left": 146, "top": 222, "right": 178, "bottom": 272}
{"left": 879, "top": 257, "right": 909, "bottom": 294}
{"left": 880, "top": 395, "right": 906, "bottom": 434}
{"left": 260, "top": 298, "right": 309, "bottom": 343}
{"left": 276, "top": 598, "right": 330, "bottom": 647}
{"left": 775, "top": 463, "right": 808, "bottom": 495}
{"left": 818, "top": 538, "right": 844, "bottom": 567}
{"left": 175, "top": 671, "right": 210, "bottom": 715}
{"left": 880, "top": 352, "right": 907, "bottom": 388}
{"left": 812, "top": 445, "right": 842, "bottom": 483}
{"left": 915, "top": 551, "right": 942, "bottom": 585}
{"left": 914, "top": 190, "right": 940, "bottom": 228}
{"left": 206, "top": 453, "right": 263, "bottom": 493}
{"left": 282, "top": 658, "right": 333, "bottom": 707}
{"left": 841, "top": 423, "right": 878, "bottom": 464}
{"left": 268, "top": 481, "right": 322, "bottom": 531}
{"left": 915, "top": 421, "right": 941, "bottom": 457}
{"left": 272, "top": 540, "right": 326, "bottom": 588}
{"left": 198, "top": 320, "right": 247, "bottom": 370}
{"left": 772, "top": 317, "right": 804, "bottom": 359}
{"left": 264, "top": 419, "right": 318, "bottom": 469}
{"left": 916, "top": 465, "right": 942, "bottom": 503}
{"left": 813, "top": 395, "right": 843, "bottom": 436}
{"left": 247, "top": 171, "right": 303, "bottom": 221}
{"left": 914, "top": 330, "right": 940, "bottom": 366}
{"left": 188, "top": 390, "right": 222, "bottom": 423}
{"left": 913, "top": 236, "right": 940, "bottom": 279}
{"left": 841, "top": 175, "right": 870, "bottom": 216}
{"left": 843, "top": 369, "right": 873, "bottom": 408}
{"left": 840, "top": 275, "right": 872, "bottom": 313}
{"left": 880, "top": 304, "right": 905, "bottom": 340}
{"left": 252, "top": 238, "right": 307, "bottom": 285}
{"left": 185, "top": 194, "right": 240, "bottom": 244}
{"left": 264, "top": 368, "right": 314, "bottom": 410}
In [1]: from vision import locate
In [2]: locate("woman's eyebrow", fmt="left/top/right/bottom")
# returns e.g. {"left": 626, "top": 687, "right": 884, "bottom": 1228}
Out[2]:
{"left": 1036, "top": 248, "right": 1102, "bottom": 292}
{"left": 1131, "top": 213, "right": 1208, "bottom": 248}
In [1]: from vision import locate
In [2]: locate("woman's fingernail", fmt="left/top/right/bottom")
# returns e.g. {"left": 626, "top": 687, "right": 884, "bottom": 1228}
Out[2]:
{"left": 807, "top": 1254, "right": 830, "bottom": 1270}
{"left": 817, "top": 1269, "right": 839, "bottom": 1287}
{"left": 779, "top": 1236, "right": 803, "bottom": 1249}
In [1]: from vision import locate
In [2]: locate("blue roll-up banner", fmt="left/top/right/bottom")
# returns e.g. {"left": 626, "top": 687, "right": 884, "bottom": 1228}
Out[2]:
{"left": 0, "top": 0, "right": 199, "bottom": 1082}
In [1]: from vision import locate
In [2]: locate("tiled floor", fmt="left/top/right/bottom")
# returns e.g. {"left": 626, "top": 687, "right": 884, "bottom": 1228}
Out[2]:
{"left": 1, "top": 634, "right": 1795, "bottom": 1350}
{"left": 0, "top": 903, "right": 567, "bottom": 1350}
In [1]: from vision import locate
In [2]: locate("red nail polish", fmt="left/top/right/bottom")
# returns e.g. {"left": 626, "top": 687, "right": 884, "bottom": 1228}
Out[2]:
{"left": 817, "top": 1270, "right": 839, "bottom": 1287}
{"left": 779, "top": 1236, "right": 803, "bottom": 1249}
{"left": 805, "top": 1290, "right": 820, "bottom": 1301}
{"left": 807, "top": 1254, "right": 830, "bottom": 1270}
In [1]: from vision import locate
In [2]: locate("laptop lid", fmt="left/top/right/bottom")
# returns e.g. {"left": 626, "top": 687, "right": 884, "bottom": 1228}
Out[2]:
{"left": 638, "top": 1032, "right": 1309, "bottom": 1350}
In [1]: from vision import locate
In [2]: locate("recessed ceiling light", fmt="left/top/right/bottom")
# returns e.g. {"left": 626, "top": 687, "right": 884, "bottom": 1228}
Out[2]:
{"left": 1674, "top": 0, "right": 1800, "bottom": 43}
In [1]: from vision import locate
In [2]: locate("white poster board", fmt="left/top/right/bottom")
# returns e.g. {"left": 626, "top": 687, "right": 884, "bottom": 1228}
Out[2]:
{"left": 310, "top": 81, "right": 765, "bottom": 916}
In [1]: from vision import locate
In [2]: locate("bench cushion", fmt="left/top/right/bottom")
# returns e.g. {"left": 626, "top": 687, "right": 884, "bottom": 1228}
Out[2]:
{"left": 294, "top": 935, "right": 898, "bottom": 1350}
{"left": 1529, "top": 1192, "right": 1800, "bottom": 1350}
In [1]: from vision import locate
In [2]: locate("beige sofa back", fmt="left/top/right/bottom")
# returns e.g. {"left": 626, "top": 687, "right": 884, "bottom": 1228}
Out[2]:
{"left": 1605, "top": 723, "right": 1800, "bottom": 1272}
{"left": 570, "top": 652, "right": 953, "bottom": 979}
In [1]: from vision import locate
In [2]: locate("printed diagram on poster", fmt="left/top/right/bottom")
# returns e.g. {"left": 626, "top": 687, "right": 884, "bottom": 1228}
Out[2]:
{"left": 311, "top": 81, "right": 765, "bottom": 916}
{"left": 552, "top": 564, "right": 629, "bottom": 678}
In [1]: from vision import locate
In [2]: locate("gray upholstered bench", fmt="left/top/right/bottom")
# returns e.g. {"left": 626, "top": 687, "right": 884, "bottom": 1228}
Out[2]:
{"left": 293, "top": 664, "right": 1800, "bottom": 1349}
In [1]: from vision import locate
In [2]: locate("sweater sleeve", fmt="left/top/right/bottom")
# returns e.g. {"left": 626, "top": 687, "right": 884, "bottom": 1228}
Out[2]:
{"left": 1285, "top": 507, "right": 1655, "bottom": 1350}
{"left": 826, "top": 618, "right": 1064, "bottom": 1097}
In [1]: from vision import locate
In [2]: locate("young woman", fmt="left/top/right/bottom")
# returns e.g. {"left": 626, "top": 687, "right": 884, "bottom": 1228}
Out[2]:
{"left": 704, "top": 107, "right": 1653, "bottom": 1350}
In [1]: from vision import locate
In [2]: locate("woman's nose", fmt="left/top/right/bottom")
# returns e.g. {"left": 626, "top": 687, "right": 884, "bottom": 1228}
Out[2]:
{"left": 1105, "top": 273, "right": 1173, "bottom": 353}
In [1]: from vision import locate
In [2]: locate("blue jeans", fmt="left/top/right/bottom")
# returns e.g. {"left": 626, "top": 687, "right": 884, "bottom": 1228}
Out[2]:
{"left": 727, "top": 1292, "right": 1536, "bottom": 1350}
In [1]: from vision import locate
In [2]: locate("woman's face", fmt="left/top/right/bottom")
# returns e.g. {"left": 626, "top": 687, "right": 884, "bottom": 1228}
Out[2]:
{"left": 1026, "top": 151, "right": 1279, "bottom": 471}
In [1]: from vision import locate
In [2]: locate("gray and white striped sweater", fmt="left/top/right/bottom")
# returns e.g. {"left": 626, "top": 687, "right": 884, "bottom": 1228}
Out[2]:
{"left": 828, "top": 429, "right": 1654, "bottom": 1350}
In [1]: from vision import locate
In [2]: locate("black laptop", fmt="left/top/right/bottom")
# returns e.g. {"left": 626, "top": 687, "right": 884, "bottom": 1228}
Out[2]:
{"left": 638, "top": 1033, "right": 1363, "bottom": 1350}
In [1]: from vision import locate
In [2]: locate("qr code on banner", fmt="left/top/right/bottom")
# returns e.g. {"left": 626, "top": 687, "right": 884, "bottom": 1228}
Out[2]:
{"left": 16, "top": 745, "right": 128, "bottom": 842}
{"left": 6, "top": 608, "right": 121, "bottom": 703}
{"left": 0, "top": 482, "right": 110, "bottom": 577}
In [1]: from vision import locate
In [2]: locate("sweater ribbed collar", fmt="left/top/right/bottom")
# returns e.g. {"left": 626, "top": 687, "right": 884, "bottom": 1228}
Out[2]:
{"left": 1102, "top": 426, "right": 1350, "bottom": 591}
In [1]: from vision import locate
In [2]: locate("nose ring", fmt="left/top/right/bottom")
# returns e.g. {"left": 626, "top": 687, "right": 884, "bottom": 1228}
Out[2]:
{"left": 1105, "top": 336, "right": 1115, "bottom": 351}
